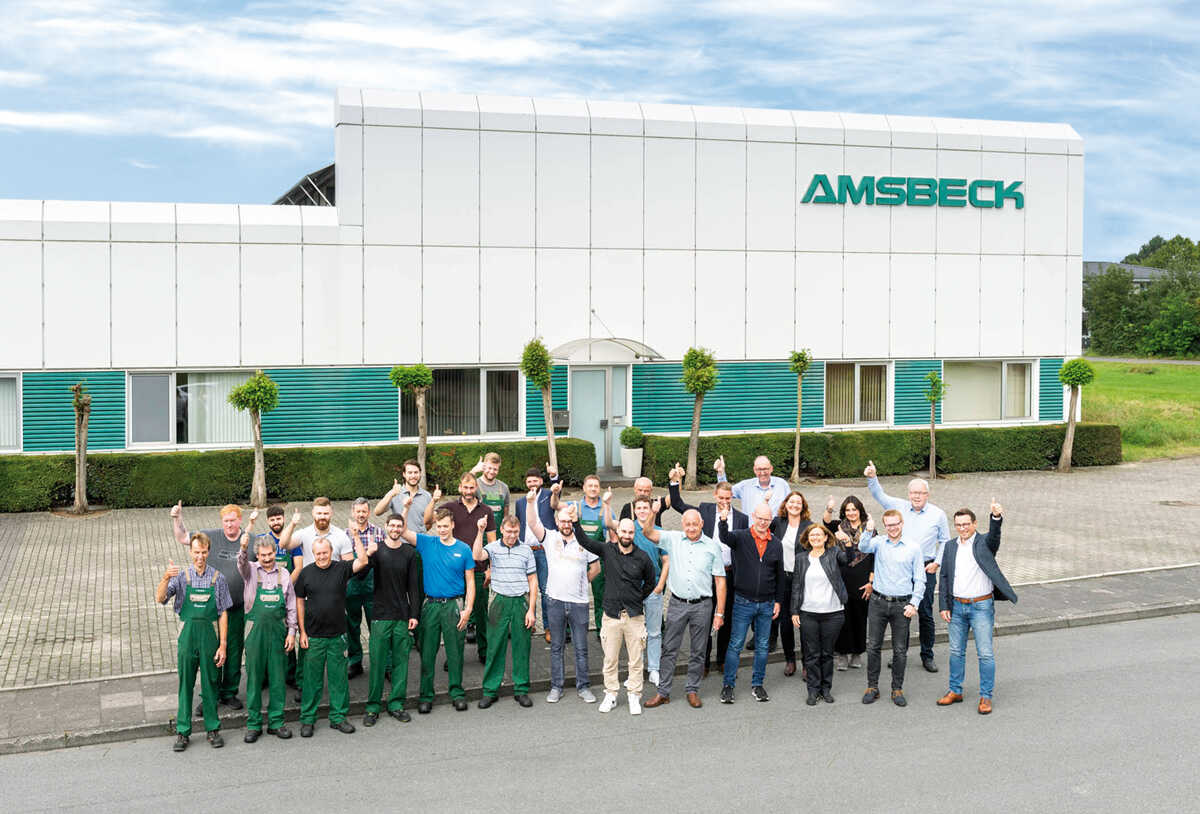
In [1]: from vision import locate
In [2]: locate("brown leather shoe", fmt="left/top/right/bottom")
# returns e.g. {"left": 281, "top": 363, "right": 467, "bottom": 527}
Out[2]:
{"left": 937, "top": 691, "right": 963, "bottom": 706}
{"left": 544, "top": 631, "right": 551, "bottom": 644}
{"left": 783, "top": 661, "right": 796, "bottom": 677}
{"left": 686, "top": 692, "right": 702, "bottom": 708}
{"left": 643, "top": 693, "right": 669, "bottom": 708}
{"left": 978, "top": 697, "right": 992, "bottom": 715}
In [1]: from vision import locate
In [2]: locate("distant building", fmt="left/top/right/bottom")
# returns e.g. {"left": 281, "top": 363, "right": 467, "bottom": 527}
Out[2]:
{"left": 1080, "top": 261, "right": 1169, "bottom": 346}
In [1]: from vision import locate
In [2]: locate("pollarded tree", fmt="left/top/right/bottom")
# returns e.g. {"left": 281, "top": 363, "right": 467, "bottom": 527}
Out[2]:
{"left": 390, "top": 364, "right": 434, "bottom": 489}
{"left": 682, "top": 347, "right": 718, "bottom": 490}
{"left": 520, "top": 339, "right": 558, "bottom": 471}
{"left": 1057, "top": 358, "right": 1096, "bottom": 473}
{"left": 788, "top": 349, "right": 813, "bottom": 483}
{"left": 924, "top": 370, "right": 947, "bottom": 479}
{"left": 228, "top": 370, "right": 280, "bottom": 508}
{"left": 71, "top": 382, "right": 91, "bottom": 514}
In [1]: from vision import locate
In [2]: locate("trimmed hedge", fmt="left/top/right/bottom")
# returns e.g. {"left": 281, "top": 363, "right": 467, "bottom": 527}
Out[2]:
{"left": 641, "top": 423, "right": 1122, "bottom": 483}
{"left": 0, "top": 438, "right": 596, "bottom": 513}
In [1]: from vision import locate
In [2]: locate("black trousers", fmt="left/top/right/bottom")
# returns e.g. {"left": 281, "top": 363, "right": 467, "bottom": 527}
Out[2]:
{"left": 767, "top": 571, "right": 796, "bottom": 662}
{"left": 866, "top": 596, "right": 911, "bottom": 691}
{"left": 799, "top": 610, "right": 844, "bottom": 694}
{"left": 704, "top": 570, "right": 734, "bottom": 667}
{"left": 917, "top": 566, "right": 937, "bottom": 661}
{"left": 835, "top": 559, "right": 872, "bottom": 655}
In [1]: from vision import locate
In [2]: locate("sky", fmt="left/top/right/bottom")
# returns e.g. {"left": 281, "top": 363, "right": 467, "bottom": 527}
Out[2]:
{"left": 0, "top": 0, "right": 1196, "bottom": 261}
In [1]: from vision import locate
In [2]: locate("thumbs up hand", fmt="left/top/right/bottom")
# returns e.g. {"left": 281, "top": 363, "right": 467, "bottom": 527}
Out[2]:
{"left": 170, "top": 500, "right": 182, "bottom": 519}
{"left": 164, "top": 559, "right": 180, "bottom": 580}
{"left": 863, "top": 460, "right": 876, "bottom": 479}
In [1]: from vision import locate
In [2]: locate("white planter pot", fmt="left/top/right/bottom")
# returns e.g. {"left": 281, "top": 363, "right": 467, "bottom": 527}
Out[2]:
{"left": 620, "top": 447, "right": 643, "bottom": 478}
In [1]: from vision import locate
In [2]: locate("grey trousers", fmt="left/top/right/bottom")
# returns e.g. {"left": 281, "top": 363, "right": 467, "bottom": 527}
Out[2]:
{"left": 658, "top": 595, "right": 712, "bottom": 698}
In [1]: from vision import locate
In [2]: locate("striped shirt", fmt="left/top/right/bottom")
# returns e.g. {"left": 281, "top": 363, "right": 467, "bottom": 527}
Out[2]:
{"left": 164, "top": 566, "right": 234, "bottom": 615}
{"left": 482, "top": 541, "right": 537, "bottom": 597}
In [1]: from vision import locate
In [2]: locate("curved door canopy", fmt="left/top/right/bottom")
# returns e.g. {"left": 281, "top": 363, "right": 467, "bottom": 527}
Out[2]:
{"left": 549, "top": 337, "right": 662, "bottom": 364}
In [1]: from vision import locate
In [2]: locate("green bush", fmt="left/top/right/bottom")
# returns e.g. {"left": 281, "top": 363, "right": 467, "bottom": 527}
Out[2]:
{"left": 619, "top": 426, "right": 645, "bottom": 448}
{"left": 0, "top": 438, "right": 596, "bottom": 512}
{"left": 642, "top": 424, "right": 1121, "bottom": 483}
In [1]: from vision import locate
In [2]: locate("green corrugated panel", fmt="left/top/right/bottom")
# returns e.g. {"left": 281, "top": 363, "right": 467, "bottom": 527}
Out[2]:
{"left": 262, "top": 368, "right": 397, "bottom": 445}
{"left": 22, "top": 371, "right": 126, "bottom": 451}
{"left": 632, "top": 361, "right": 799, "bottom": 433}
{"left": 800, "top": 361, "right": 824, "bottom": 429}
{"left": 894, "top": 360, "right": 942, "bottom": 425}
{"left": 524, "top": 366, "right": 567, "bottom": 436}
{"left": 1039, "top": 358, "right": 1065, "bottom": 421}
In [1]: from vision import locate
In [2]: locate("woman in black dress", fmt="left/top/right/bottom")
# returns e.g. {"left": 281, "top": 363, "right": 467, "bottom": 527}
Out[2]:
{"left": 822, "top": 495, "right": 873, "bottom": 671}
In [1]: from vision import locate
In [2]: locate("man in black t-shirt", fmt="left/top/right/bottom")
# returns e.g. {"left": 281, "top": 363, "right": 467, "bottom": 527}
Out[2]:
{"left": 295, "top": 537, "right": 370, "bottom": 737}
{"left": 363, "top": 514, "right": 423, "bottom": 726}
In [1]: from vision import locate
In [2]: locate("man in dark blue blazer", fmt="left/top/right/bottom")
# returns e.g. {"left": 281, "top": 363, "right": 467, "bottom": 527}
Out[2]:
{"left": 937, "top": 499, "right": 1016, "bottom": 715}
{"left": 513, "top": 465, "right": 561, "bottom": 642}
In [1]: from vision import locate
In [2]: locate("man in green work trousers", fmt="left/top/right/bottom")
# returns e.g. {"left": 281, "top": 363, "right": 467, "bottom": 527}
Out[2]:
{"left": 362, "top": 513, "right": 423, "bottom": 727}
{"left": 156, "top": 532, "right": 231, "bottom": 752}
{"left": 472, "top": 513, "right": 538, "bottom": 708}
{"left": 295, "top": 535, "right": 371, "bottom": 737}
{"left": 432, "top": 472, "right": 495, "bottom": 665}
{"left": 398, "top": 498, "right": 476, "bottom": 714}
{"left": 237, "top": 510, "right": 297, "bottom": 742}
{"left": 345, "top": 497, "right": 384, "bottom": 680}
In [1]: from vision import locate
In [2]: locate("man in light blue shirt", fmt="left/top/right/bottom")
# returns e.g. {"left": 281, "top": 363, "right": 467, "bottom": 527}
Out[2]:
{"left": 864, "top": 460, "right": 951, "bottom": 673}
{"left": 714, "top": 454, "right": 791, "bottom": 515}
{"left": 858, "top": 509, "right": 925, "bottom": 707}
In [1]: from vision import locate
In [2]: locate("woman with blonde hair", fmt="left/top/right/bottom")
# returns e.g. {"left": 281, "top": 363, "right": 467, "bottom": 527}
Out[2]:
{"left": 790, "top": 523, "right": 847, "bottom": 705}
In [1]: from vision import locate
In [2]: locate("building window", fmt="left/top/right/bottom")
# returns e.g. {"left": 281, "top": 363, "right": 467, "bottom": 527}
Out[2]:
{"left": 943, "top": 360, "right": 1033, "bottom": 422}
{"left": 401, "top": 368, "right": 520, "bottom": 437}
{"left": 128, "top": 371, "right": 251, "bottom": 446}
{"left": 825, "top": 362, "right": 888, "bottom": 425}
{"left": 130, "top": 373, "right": 172, "bottom": 444}
{"left": 0, "top": 375, "right": 18, "bottom": 450}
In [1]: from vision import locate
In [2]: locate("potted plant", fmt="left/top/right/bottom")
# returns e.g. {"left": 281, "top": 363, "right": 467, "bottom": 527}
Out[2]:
{"left": 619, "top": 426, "right": 645, "bottom": 478}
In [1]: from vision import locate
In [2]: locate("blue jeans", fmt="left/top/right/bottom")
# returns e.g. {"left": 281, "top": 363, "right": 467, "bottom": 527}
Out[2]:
{"left": 532, "top": 548, "right": 549, "bottom": 627}
{"left": 643, "top": 591, "right": 663, "bottom": 673}
{"left": 723, "top": 594, "right": 773, "bottom": 688}
{"left": 948, "top": 598, "right": 995, "bottom": 698}
{"left": 546, "top": 597, "right": 590, "bottom": 690}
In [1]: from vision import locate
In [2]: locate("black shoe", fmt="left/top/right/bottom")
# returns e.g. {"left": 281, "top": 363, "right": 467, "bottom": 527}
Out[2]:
{"left": 807, "top": 693, "right": 819, "bottom": 706}
{"left": 466, "top": 624, "right": 477, "bottom": 644}
{"left": 862, "top": 688, "right": 880, "bottom": 704}
{"left": 388, "top": 709, "right": 412, "bottom": 722}
{"left": 891, "top": 690, "right": 908, "bottom": 707}
{"left": 478, "top": 651, "right": 486, "bottom": 665}
{"left": 222, "top": 696, "right": 243, "bottom": 711}
{"left": 300, "top": 724, "right": 314, "bottom": 738}
{"left": 363, "top": 712, "right": 378, "bottom": 727}
{"left": 922, "top": 658, "right": 939, "bottom": 673}
{"left": 330, "top": 720, "right": 356, "bottom": 734}
{"left": 452, "top": 698, "right": 468, "bottom": 712}
{"left": 293, "top": 691, "right": 302, "bottom": 703}
{"left": 822, "top": 691, "right": 835, "bottom": 704}
{"left": 286, "top": 679, "right": 298, "bottom": 689}
{"left": 418, "top": 702, "right": 433, "bottom": 714}
{"left": 720, "top": 685, "right": 734, "bottom": 704}
{"left": 267, "top": 726, "right": 292, "bottom": 739}
{"left": 515, "top": 695, "right": 533, "bottom": 708}
{"left": 443, "top": 661, "right": 448, "bottom": 672}
{"left": 244, "top": 729, "right": 260, "bottom": 743}
{"left": 478, "top": 695, "right": 496, "bottom": 709}
{"left": 194, "top": 702, "right": 203, "bottom": 716}
{"left": 744, "top": 640, "right": 754, "bottom": 651}
{"left": 172, "top": 734, "right": 189, "bottom": 752}
{"left": 348, "top": 663, "right": 364, "bottom": 679}
{"left": 751, "top": 685, "right": 769, "bottom": 703}
{"left": 887, "top": 660, "right": 892, "bottom": 669}
{"left": 206, "top": 730, "right": 224, "bottom": 748}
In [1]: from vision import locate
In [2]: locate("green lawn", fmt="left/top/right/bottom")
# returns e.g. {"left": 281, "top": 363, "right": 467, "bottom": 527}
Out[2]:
{"left": 1083, "top": 361, "right": 1200, "bottom": 461}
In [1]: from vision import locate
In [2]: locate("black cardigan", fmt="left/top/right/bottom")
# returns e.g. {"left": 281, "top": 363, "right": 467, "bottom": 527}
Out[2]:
{"left": 718, "top": 519, "right": 787, "bottom": 604}
{"left": 790, "top": 546, "right": 849, "bottom": 615}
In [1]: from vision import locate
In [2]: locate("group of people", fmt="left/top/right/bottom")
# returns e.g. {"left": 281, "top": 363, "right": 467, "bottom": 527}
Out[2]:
{"left": 158, "top": 451, "right": 1016, "bottom": 751}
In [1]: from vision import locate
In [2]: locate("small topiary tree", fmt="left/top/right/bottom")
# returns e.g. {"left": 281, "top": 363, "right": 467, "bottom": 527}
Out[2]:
{"left": 71, "top": 382, "right": 91, "bottom": 514}
{"left": 619, "top": 425, "right": 644, "bottom": 449}
{"left": 520, "top": 338, "right": 557, "bottom": 471}
{"left": 788, "top": 349, "right": 813, "bottom": 483}
{"left": 681, "top": 346, "right": 718, "bottom": 489}
{"left": 924, "top": 370, "right": 947, "bottom": 479}
{"left": 390, "top": 364, "right": 434, "bottom": 489}
{"left": 1057, "top": 358, "right": 1096, "bottom": 472}
{"left": 228, "top": 370, "right": 280, "bottom": 508}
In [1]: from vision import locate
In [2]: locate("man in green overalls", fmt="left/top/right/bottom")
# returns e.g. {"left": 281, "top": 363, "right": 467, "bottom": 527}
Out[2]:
{"left": 156, "top": 532, "right": 231, "bottom": 752}
{"left": 238, "top": 511, "right": 298, "bottom": 742}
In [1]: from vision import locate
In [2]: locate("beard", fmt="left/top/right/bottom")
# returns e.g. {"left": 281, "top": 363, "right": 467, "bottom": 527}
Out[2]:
{"left": 314, "top": 518, "right": 330, "bottom": 531}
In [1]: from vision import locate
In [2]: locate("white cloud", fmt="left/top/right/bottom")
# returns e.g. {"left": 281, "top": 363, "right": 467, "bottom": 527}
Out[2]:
{"left": 0, "top": 109, "right": 118, "bottom": 133}
{"left": 125, "top": 158, "right": 158, "bottom": 169}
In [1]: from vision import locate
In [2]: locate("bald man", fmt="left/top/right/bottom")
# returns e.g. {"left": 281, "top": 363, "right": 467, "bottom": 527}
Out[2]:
{"left": 714, "top": 455, "right": 791, "bottom": 515}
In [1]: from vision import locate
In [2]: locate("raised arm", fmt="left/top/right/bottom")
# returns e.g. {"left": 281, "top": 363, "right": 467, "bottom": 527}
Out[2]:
{"left": 351, "top": 538, "right": 372, "bottom": 574}
{"left": 574, "top": 520, "right": 605, "bottom": 557}
{"left": 526, "top": 489, "right": 548, "bottom": 543}
{"left": 374, "top": 478, "right": 402, "bottom": 517}
{"left": 667, "top": 466, "right": 698, "bottom": 516}
{"left": 986, "top": 499, "right": 1003, "bottom": 553}
{"left": 279, "top": 508, "right": 302, "bottom": 552}
{"left": 170, "top": 500, "right": 188, "bottom": 546}
{"left": 422, "top": 484, "right": 441, "bottom": 529}
{"left": 472, "top": 517, "right": 489, "bottom": 562}
{"left": 864, "top": 460, "right": 904, "bottom": 511}
{"left": 156, "top": 560, "right": 181, "bottom": 605}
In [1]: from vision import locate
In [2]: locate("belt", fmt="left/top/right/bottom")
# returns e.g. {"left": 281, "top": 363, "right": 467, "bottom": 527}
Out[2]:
{"left": 924, "top": 558, "right": 936, "bottom": 565}
{"left": 872, "top": 592, "right": 912, "bottom": 603}
{"left": 671, "top": 593, "right": 709, "bottom": 604}
{"left": 425, "top": 596, "right": 462, "bottom": 603}
{"left": 529, "top": 545, "right": 544, "bottom": 551}
{"left": 954, "top": 593, "right": 993, "bottom": 604}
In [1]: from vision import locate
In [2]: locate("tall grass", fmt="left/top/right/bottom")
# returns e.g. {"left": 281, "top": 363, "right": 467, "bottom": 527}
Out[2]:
{"left": 1083, "top": 362, "right": 1200, "bottom": 460}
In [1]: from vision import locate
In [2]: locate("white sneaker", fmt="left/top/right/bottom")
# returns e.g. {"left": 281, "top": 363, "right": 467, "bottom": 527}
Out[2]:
{"left": 623, "top": 676, "right": 632, "bottom": 690}
{"left": 598, "top": 693, "right": 618, "bottom": 713}
{"left": 835, "top": 654, "right": 848, "bottom": 671}
{"left": 578, "top": 688, "right": 597, "bottom": 703}
{"left": 546, "top": 687, "right": 563, "bottom": 703}
{"left": 628, "top": 694, "right": 642, "bottom": 715}
{"left": 648, "top": 670, "right": 660, "bottom": 686}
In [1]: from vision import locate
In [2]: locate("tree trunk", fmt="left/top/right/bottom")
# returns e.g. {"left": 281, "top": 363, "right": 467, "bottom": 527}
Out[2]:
{"left": 1058, "top": 385, "right": 1080, "bottom": 473}
{"left": 73, "top": 390, "right": 90, "bottom": 514}
{"left": 929, "top": 402, "right": 937, "bottom": 480}
{"left": 249, "top": 409, "right": 266, "bottom": 508}
{"left": 542, "top": 386, "right": 558, "bottom": 471}
{"left": 790, "top": 375, "right": 803, "bottom": 483}
{"left": 684, "top": 393, "right": 704, "bottom": 490}
{"left": 416, "top": 387, "right": 429, "bottom": 490}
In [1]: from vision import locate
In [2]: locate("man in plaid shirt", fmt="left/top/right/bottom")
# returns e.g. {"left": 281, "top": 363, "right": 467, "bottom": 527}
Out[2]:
{"left": 345, "top": 497, "right": 386, "bottom": 680}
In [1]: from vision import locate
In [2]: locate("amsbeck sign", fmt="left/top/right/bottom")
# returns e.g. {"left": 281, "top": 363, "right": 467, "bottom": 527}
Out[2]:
{"left": 802, "top": 175, "right": 1024, "bottom": 209}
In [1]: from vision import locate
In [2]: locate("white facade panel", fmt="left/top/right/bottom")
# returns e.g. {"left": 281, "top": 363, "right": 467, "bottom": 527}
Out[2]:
{"left": 1023, "top": 255, "right": 1067, "bottom": 356}
{"left": 934, "top": 254, "right": 981, "bottom": 357}
{"left": 641, "top": 102, "right": 694, "bottom": 138}
{"left": 980, "top": 152, "right": 1027, "bottom": 255}
{"left": 176, "top": 203, "right": 240, "bottom": 243}
{"left": 423, "top": 128, "right": 479, "bottom": 246}
{"left": 643, "top": 251, "right": 694, "bottom": 360}
{"left": 889, "top": 254, "right": 935, "bottom": 358}
{"left": 695, "top": 251, "right": 745, "bottom": 360}
{"left": 590, "top": 250, "right": 642, "bottom": 342}
{"left": 796, "top": 143, "right": 843, "bottom": 252}
{"left": 177, "top": 243, "right": 239, "bottom": 366}
{"left": 480, "top": 248, "right": 534, "bottom": 362}
{"left": 0, "top": 241, "right": 43, "bottom": 367}
{"left": 792, "top": 110, "right": 843, "bottom": 145}
{"left": 1024, "top": 154, "right": 1069, "bottom": 255}
{"left": 1068, "top": 155, "right": 1084, "bottom": 257}
{"left": 886, "top": 115, "right": 938, "bottom": 149}
{"left": 587, "top": 100, "right": 642, "bottom": 137}
{"left": 840, "top": 113, "right": 890, "bottom": 147}
{"left": 590, "top": 136, "right": 642, "bottom": 249}
{"left": 693, "top": 106, "right": 745, "bottom": 141}
{"left": 743, "top": 107, "right": 794, "bottom": 143}
{"left": 746, "top": 252, "right": 794, "bottom": 358}
{"left": 843, "top": 146, "right": 891, "bottom": 254}
{"left": 111, "top": 242, "right": 175, "bottom": 367}
{"left": 935, "top": 149, "right": 983, "bottom": 254}
{"left": 841, "top": 254, "right": 889, "bottom": 359}
{"left": 533, "top": 98, "right": 589, "bottom": 134}
{"left": 335, "top": 87, "right": 363, "bottom": 126}
{"left": 43, "top": 200, "right": 108, "bottom": 241}
{"left": 362, "top": 246, "right": 419, "bottom": 365}
{"left": 111, "top": 202, "right": 175, "bottom": 243}
{"left": 239, "top": 204, "right": 301, "bottom": 244}
{"left": 979, "top": 254, "right": 1024, "bottom": 357}
{"left": 44, "top": 242, "right": 109, "bottom": 368}
{"left": 420, "top": 92, "right": 478, "bottom": 129}
{"left": 535, "top": 249, "right": 589, "bottom": 350}
{"left": 360, "top": 89, "right": 420, "bottom": 126}
{"left": 335, "top": 124, "right": 363, "bottom": 227}
{"left": 300, "top": 207, "right": 340, "bottom": 245}
{"left": 241, "top": 244, "right": 302, "bottom": 365}
{"left": 696, "top": 139, "right": 745, "bottom": 250}
{"left": 304, "top": 243, "right": 364, "bottom": 365}
{"left": 890, "top": 148, "right": 938, "bottom": 254}
{"left": 363, "top": 125, "right": 420, "bottom": 245}
{"left": 0, "top": 199, "right": 42, "bottom": 240}
{"left": 477, "top": 94, "right": 535, "bottom": 132}
{"left": 796, "top": 252, "right": 842, "bottom": 358}
{"left": 747, "top": 141, "right": 795, "bottom": 251}
{"left": 422, "top": 247, "right": 479, "bottom": 364}
{"left": 643, "top": 138, "right": 695, "bottom": 250}
{"left": 536, "top": 133, "right": 589, "bottom": 248}
{"left": 481, "top": 131, "right": 535, "bottom": 247}
{"left": 1066, "top": 254, "right": 1083, "bottom": 356}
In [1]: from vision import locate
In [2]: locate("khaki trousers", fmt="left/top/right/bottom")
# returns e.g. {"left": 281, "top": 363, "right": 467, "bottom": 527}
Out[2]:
{"left": 600, "top": 611, "right": 647, "bottom": 696}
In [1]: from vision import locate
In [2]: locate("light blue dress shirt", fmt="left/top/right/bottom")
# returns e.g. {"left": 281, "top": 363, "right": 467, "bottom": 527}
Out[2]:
{"left": 716, "top": 473, "right": 792, "bottom": 515}
{"left": 858, "top": 532, "right": 925, "bottom": 601}
{"left": 655, "top": 530, "right": 725, "bottom": 600}
{"left": 867, "top": 477, "right": 951, "bottom": 563}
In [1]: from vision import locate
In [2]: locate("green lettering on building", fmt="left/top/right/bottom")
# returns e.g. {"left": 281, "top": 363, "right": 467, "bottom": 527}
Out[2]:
{"left": 801, "top": 174, "right": 837, "bottom": 204}
{"left": 800, "top": 175, "right": 1024, "bottom": 209}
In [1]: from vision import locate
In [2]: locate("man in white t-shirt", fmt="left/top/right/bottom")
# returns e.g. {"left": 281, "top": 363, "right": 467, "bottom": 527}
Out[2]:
{"left": 280, "top": 497, "right": 354, "bottom": 571}
{"left": 528, "top": 502, "right": 599, "bottom": 704}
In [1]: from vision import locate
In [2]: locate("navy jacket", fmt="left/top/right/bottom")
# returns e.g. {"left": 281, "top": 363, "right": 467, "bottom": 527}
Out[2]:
{"left": 718, "top": 520, "right": 788, "bottom": 605}
{"left": 938, "top": 516, "right": 1018, "bottom": 609}
{"left": 668, "top": 482, "right": 749, "bottom": 539}
{"left": 513, "top": 475, "right": 561, "bottom": 542}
